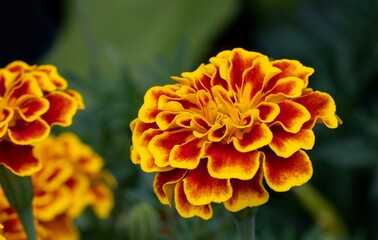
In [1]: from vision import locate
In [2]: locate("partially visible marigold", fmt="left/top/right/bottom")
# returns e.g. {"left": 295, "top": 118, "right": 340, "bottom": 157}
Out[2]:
{"left": 0, "top": 61, "right": 84, "bottom": 176}
{"left": 0, "top": 132, "right": 115, "bottom": 239}
{"left": 130, "top": 48, "right": 341, "bottom": 219}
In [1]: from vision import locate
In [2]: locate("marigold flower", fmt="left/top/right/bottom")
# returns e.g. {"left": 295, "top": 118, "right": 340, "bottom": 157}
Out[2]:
{"left": 0, "top": 61, "right": 84, "bottom": 176}
{"left": 0, "top": 132, "right": 115, "bottom": 239}
{"left": 130, "top": 48, "right": 341, "bottom": 219}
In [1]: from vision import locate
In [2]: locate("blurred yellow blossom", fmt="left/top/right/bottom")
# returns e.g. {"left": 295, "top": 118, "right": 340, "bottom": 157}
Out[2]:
{"left": 0, "top": 132, "right": 115, "bottom": 239}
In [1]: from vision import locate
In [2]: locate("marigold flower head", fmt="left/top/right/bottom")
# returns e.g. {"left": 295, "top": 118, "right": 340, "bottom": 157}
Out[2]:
{"left": 0, "top": 61, "right": 84, "bottom": 176}
{"left": 0, "top": 132, "right": 115, "bottom": 239}
{"left": 130, "top": 48, "right": 341, "bottom": 219}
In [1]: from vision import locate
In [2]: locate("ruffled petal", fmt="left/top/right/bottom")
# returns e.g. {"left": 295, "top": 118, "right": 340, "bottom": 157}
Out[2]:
{"left": 175, "top": 181, "right": 212, "bottom": 220}
{"left": 6, "top": 77, "right": 43, "bottom": 106}
{"left": 240, "top": 55, "right": 281, "bottom": 103}
{"left": 17, "top": 98, "right": 49, "bottom": 122}
{"left": 33, "top": 186, "right": 72, "bottom": 221}
{"left": 224, "top": 167, "right": 269, "bottom": 212}
{"left": 265, "top": 77, "right": 305, "bottom": 102}
{"left": 148, "top": 130, "right": 193, "bottom": 168}
{"left": 136, "top": 128, "right": 167, "bottom": 172}
{"left": 0, "top": 107, "right": 14, "bottom": 128}
{"left": 183, "top": 161, "right": 232, "bottom": 205}
{"left": 256, "top": 102, "right": 280, "bottom": 122}
{"left": 36, "top": 64, "right": 68, "bottom": 90}
{"left": 41, "top": 92, "right": 78, "bottom": 126}
{"left": 138, "top": 86, "right": 178, "bottom": 123}
{"left": 90, "top": 183, "right": 114, "bottom": 219}
{"left": 65, "top": 90, "right": 85, "bottom": 110}
{"left": 270, "top": 128, "right": 315, "bottom": 158}
{"left": 0, "top": 141, "right": 41, "bottom": 176}
{"left": 153, "top": 169, "right": 187, "bottom": 205}
{"left": 8, "top": 119, "right": 50, "bottom": 144}
{"left": 272, "top": 100, "right": 311, "bottom": 133}
{"left": 269, "top": 59, "right": 314, "bottom": 89}
{"left": 228, "top": 48, "right": 263, "bottom": 92}
{"left": 294, "top": 90, "right": 341, "bottom": 129}
{"left": 263, "top": 149, "right": 313, "bottom": 192}
{"left": 169, "top": 137, "right": 206, "bottom": 169}
{"left": 206, "top": 142, "right": 260, "bottom": 180}
{"left": 233, "top": 123, "right": 273, "bottom": 152}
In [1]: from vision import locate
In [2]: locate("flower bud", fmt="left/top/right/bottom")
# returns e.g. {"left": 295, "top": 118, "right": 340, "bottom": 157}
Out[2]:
{"left": 127, "top": 203, "right": 159, "bottom": 240}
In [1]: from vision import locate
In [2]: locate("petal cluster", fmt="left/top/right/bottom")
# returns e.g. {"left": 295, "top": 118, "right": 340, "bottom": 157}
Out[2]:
{"left": 130, "top": 48, "right": 341, "bottom": 219}
{"left": 0, "top": 61, "right": 84, "bottom": 176}
{"left": 0, "top": 132, "right": 115, "bottom": 240}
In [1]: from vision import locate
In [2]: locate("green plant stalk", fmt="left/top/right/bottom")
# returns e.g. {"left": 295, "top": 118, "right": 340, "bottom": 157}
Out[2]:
{"left": 233, "top": 207, "right": 258, "bottom": 240}
{"left": 293, "top": 183, "right": 348, "bottom": 237}
{"left": 0, "top": 165, "right": 36, "bottom": 240}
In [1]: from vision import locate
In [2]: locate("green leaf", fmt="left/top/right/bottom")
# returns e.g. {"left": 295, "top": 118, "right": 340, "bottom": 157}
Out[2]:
{"left": 0, "top": 165, "right": 36, "bottom": 240}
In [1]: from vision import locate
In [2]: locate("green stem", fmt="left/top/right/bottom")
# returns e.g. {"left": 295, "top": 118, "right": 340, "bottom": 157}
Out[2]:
{"left": 0, "top": 165, "right": 36, "bottom": 240}
{"left": 233, "top": 207, "right": 258, "bottom": 240}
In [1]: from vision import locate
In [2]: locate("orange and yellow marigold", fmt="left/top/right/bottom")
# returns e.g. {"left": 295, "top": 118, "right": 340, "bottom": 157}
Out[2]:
{"left": 0, "top": 61, "right": 84, "bottom": 176}
{"left": 130, "top": 48, "right": 341, "bottom": 219}
{"left": 0, "top": 132, "right": 115, "bottom": 240}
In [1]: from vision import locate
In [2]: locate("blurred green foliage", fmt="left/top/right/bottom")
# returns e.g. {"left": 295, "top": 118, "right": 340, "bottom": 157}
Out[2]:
{"left": 38, "top": 0, "right": 378, "bottom": 239}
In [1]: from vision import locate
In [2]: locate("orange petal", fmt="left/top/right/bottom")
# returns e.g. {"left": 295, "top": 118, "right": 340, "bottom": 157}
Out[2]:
{"left": 265, "top": 77, "right": 305, "bottom": 102}
{"left": 183, "top": 161, "right": 232, "bottom": 205}
{"left": 269, "top": 59, "right": 314, "bottom": 89}
{"left": 228, "top": 49, "right": 263, "bottom": 92}
{"left": 130, "top": 120, "right": 158, "bottom": 166}
{"left": 40, "top": 214, "right": 79, "bottom": 240}
{"left": 36, "top": 64, "right": 68, "bottom": 89}
{"left": 5, "top": 60, "right": 32, "bottom": 72}
{"left": 148, "top": 130, "right": 193, "bottom": 168}
{"left": 206, "top": 142, "right": 260, "bottom": 180}
{"left": 272, "top": 100, "right": 311, "bottom": 133}
{"left": 0, "top": 126, "right": 7, "bottom": 138}
{"left": 0, "top": 107, "right": 14, "bottom": 128}
{"left": 66, "top": 90, "right": 85, "bottom": 109}
{"left": 256, "top": 102, "right": 280, "bottom": 122}
{"left": 90, "top": 183, "right": 114, "bottom": 219}
{"left": 224, "top": 167, "right": 269, "bottom": 212}
{"left": 7, "top": 77, "right": 43, "bottom": 106}
{"left": 138, "top": 86, "right": 178, "bottom": 123}
{"left": 0, "top": 69, "right": 17, "bottom": 96}
{"left": 240, "top": 55, "right": 281, "bottom": 102}
{"left": 208, "top": 122, "right": 228, "bottom": 142}
{"left": 17, "top": 98, "right": 49, "bottom": 122}
{"left": 233, "top": 123, "right": 272, "bottom": 152}
{"left": 0, "top": 141, "right": 41, "bottom": 176}
{"left": 175, "top": 181, "right": 212, "bottom": 220}
{"left": 42, "top": 92, "right": 78, "bottom": 126}
{"left": 153, "top": 169, "right": 187, "bottom": 205}
{"left": 30, "top": 71, "right": 58, "bottom": 92}
{"left": 33, "top": 186, "right": 72, "bottom": 221}
{"left": 270, "top": 128, "right": 315, "bottom": 158}
{"left": 294, "top": 90, "right": 340, "bottom": 129}
{"left": 136, "top": 128, "right": 170, "bottom": 172}
{"left": 8, "top": 119, "right": 50, "bottom": 144}
{"left": 262, "top": 149, "right": 313, "bottom": 192}
{"left": 169, "top": 137, "right": 206, "bottom": 169}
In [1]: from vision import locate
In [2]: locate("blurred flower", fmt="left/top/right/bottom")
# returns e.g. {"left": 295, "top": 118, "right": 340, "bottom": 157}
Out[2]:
{"left": 0, "top": 132, "right": 115, "bottom": 239}
{"left": 130, "top": 48, "right": 341, "bottom": 219}
{"left": 0, "top": 61, "right": 84, "bottom": 176}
